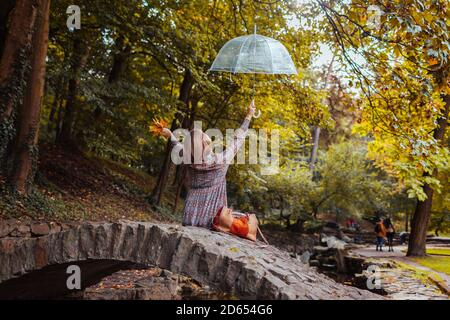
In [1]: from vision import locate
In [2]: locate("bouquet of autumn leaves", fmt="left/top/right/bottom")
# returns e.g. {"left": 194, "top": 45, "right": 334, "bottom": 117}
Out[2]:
{"left": 149, "top": 118, "right": 169, "bottom": 137}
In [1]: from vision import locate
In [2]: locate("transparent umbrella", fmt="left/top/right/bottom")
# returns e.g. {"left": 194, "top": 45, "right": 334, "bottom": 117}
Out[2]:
{"left": 209, "top": 35, "right": 297, "bottom": 74}
{"left": 209, "top": 26, "right": 297, "bottom": 116}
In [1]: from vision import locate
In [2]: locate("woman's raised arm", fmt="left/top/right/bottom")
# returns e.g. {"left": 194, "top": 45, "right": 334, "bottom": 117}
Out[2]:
{"left": 218, "top": 100, "right": 256, "bottom": 165}
{"left": 161, "top": 128, "right": 183, "bottom": 148}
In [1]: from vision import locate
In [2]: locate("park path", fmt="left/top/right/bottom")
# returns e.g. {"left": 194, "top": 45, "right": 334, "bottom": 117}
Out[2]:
{"left": 350, "top": 245, "right": 449, "bottom": 300}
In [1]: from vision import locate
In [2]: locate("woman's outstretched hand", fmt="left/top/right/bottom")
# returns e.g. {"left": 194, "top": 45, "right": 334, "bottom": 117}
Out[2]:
{"left": 246, "top": 99, "right": 256, "bottom": 119}
{"left": 161, "top": 128, "right": 172, "bottom": 139}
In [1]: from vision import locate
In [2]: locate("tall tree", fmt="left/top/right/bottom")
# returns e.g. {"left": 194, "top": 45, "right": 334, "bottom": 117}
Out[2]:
{"left": 309, "top": 56, "right": 335, "bottom": 171}
{"left": 150, "top": 69, "right": 194, "bottom": 205}
{"left": 408, "top": 92, "right": 449, "bottom": 255}
{"left": 57, "top": 35, "right": 90, "bottom": 145}
{"left": 311, "top": 0, "right": 450, "bottom": 256}
{"left": 0, "top": 0, "right": 51, "bottom": 194}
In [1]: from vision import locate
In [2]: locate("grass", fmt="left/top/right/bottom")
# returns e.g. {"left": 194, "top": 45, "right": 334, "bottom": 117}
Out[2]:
{"left": 410, "top": 256, "right": 450, "bottom": 275}
{"left": 426, "top": 248, "right": 450, "bottom": 256}
{"left": 393, "top": 260, "right": 440, "bottom": 284}
{"left": 397, "top": 248, "right": 450, "bottom": 275}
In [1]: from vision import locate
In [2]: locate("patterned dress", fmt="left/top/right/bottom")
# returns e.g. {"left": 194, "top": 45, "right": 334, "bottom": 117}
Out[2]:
{"left": 171, "top": 118, "right": 250, "bottom": 227}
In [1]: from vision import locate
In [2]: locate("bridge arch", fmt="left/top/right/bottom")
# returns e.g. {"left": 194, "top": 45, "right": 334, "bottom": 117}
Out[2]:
{"left": 0, "top": 221, "right": 381, "bottom": 299}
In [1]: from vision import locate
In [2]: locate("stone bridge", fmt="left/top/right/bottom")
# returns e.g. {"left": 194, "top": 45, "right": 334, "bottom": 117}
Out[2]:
{"left": 0, "top": 221, "right": 381, "bottom": 299}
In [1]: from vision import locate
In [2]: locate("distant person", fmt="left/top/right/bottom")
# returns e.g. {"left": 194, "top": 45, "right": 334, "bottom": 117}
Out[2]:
{"left": 374, "top": 218, "right": 386, "bottom": 251}
{"left": 346, "top": 218, "right": 359, "bottom": 231}
{"left": 383, "top": 218, "right": 396, "bottom": 252}
{"left": 346, "top": 218, "right": 354, "bottom": 229}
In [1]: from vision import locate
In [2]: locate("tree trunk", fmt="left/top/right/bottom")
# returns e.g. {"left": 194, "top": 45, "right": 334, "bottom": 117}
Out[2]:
{"left": 407, "top": 185, "right": 434, "bottom": 256}
{"left": 93, "top": 36, "right": 131, "bottom": 119}
{"left": 0, "top": 0, "right": 16, "bottom": 58}
{"left": 0, "top": 0, "right": 39, "bottom": 170}
{"left": 285, "top": 216, "right": 291, "bottom": 229}
{"left": 47, "top": 77, "right": 64, "bottom": 132}
{"left": 312, "top": 206, "right": 318, "bottom": 219}
{"left": 172, "top": 95, "right": 199, "bottom": 213}
{"left": 108, "top": 36, "right": 131, "bottom": 83}
{"left": 8, "top": 0, "right": 51, "bottom": 193}
{"left": 309, "top": 126, "right": 320, "bottom": 171}
{"left": 294, "top": 218, "right": 305, "bottom": 233}
{"left": 54, "top": 89, "right": 66, "bottom": 142}
{"left": 172, "top": 167, "right": 186, "bottom": 214}
{"left": 308, "top": 57, "right": 333, "bottom": 172}
{"left": 405, "top": 212, "right": 409, "bottom": 232}
{"left": 407, "top": 94, "right": 449, "bottom": 256}
{"left": 57, "top": 37, "right": 90, "bottom": 145}
{"left": 435, "top": 221, "right": 440, "bottom": 237}
{"left": 172, "top": 95, "right": 198, "bottom": 186}
{"left": 150, "top": 69, "right": 193, "bottom": 205}
{"left": 48, "top": 95, "right": 58, "bottom": 128}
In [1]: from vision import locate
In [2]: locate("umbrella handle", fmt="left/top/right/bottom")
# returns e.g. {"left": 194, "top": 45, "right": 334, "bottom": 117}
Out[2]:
{"left": 250, "top": 98, "right": 261, "bottom": 119}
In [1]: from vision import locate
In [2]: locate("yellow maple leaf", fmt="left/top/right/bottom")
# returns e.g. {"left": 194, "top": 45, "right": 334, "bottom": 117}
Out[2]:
{"left": 428, "top": 57, "right": 439, "bottom": 66}
{"left": 149, "top": 118, "right": 169, "bottom": 137}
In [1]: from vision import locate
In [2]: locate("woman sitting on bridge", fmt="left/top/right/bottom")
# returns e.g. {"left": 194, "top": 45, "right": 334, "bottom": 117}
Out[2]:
{"left": 160, "top": 100, "right": 256, "bottom": 228}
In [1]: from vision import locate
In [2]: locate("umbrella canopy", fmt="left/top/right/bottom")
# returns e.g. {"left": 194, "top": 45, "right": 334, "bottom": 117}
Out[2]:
{"left": 209, "top": 34, "right": 297, "bottom": 75}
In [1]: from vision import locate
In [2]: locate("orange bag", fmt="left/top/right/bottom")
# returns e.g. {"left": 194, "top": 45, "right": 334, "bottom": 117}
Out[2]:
{"left": 230, "top": 216, "right": 250, "bottom": 237}
{"left": 212, "top": 207, "right": 268, "bottom": 244}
